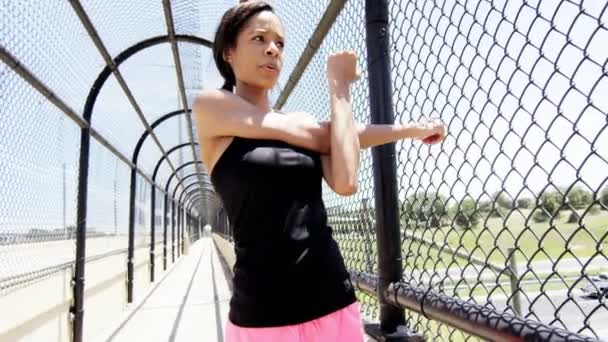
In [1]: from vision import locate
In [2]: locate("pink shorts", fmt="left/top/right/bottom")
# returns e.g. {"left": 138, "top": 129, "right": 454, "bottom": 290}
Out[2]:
{"left": 225, "top": 302, "right": 365, "bottom": 342}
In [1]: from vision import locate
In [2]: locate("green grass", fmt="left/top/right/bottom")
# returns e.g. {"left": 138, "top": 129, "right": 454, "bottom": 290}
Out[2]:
{"left": 334, "top": 210, "right": 608, "bottom": 273}
{"left": 334, "top": 210, "right": 608, "bottom": 339}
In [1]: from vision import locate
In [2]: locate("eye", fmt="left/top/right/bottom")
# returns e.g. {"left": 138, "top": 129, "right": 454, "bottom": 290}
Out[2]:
{"left": 277, "top": 41, "right": 285, "bottom": 49}
{"left": 253, "top": 35, "right": 264, "bottom": 42}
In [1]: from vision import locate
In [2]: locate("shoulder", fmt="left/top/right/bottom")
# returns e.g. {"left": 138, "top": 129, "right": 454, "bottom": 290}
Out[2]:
{"left": 193, "top": 88, "right": 235, "bottom": 112}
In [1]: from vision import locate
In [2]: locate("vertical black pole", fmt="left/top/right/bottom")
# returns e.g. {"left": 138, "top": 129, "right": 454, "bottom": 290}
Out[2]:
{"left": 150, "top": 186, "right": 156, "bottom": 282}
{"left": 127, "top": 169, "right": 137, "bottom": 303}
{"left": 197, "top": 217, "right": 201, "bottom": 240}
{"left": 182, "top": 208, "right": 189, "bottom": 255}
{"left": 163, "top": 194, "right": 168, "bottom": 270}
{"left": 177, "top": 205, "right": 181, "bottom": 258}
{"left": 179, "top": 208, "right": 182, "bottom": 256}
{"left": 171, "top": 201, "right": 176, "bottom": 263}
{"left": 72, "top": 128, "right": 91, "bottom": 342}
{"left": 365, "top": 0, "right": 406, "bottom": 334}
{"left": 186, "top": 214, "right": 190, "bottom": 244}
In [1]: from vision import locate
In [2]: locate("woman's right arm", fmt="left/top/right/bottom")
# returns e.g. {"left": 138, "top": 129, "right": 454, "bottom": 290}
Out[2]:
{"left": 193, "top": 89, "right": 330, "bottom": 154}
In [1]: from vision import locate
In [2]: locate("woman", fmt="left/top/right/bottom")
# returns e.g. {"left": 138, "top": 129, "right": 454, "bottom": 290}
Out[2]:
{"left": 193, "top": 2, "right": 446, "bottom": 341}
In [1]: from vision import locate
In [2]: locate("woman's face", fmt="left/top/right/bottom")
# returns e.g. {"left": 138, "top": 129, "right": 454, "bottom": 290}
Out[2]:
{"left": 226, "top": 11, "right": 285, "bottom": 90}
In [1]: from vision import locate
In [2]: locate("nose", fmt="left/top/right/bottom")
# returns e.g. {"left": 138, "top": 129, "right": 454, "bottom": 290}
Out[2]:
{"left": 265, "top": 42, "right": 279, "bottom": 57}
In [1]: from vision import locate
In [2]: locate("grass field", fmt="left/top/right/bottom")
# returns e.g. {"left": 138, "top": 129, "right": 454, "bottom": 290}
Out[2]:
{"left": 334, "top": 209, "right": 608, "bottom": 272}
{"left": 333, "top": 209, "right": 608, "bottom": 340}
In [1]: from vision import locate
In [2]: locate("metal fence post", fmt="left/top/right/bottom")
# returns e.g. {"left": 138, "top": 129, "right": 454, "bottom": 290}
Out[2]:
{"left": 72, "top": 127, "right": 91, "bottom": 342}
{"left": 508, "top": 248, "right": 522, "bottom": 316}
{"left": 172, "top": 201, "right": 176, "bottom": 263}
{"left": 150, "top": 187, "right": 156, "bottom": 282}
{"left": 127, "top": 168, "right": 137, "bottom": 303}
{"left": 365, "top": 0, "right": 423, "bottom": 340}
{"left": 164, "top": 194, "right": 168, "bottom": 270}
{"left": 178, "top": 204, "right": 182, "bottom": 258}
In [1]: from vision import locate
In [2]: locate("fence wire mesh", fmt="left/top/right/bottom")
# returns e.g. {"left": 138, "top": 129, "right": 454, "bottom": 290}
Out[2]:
{"left": 2, "top": 0, "right": 607, "bottom": 340}
{"left": 281, "top": 0, "right": 381, "bottom": 320}
{"left": 390, "top": 0, "right": 607, "bottom": 339}
{"left": 281, "top": 0, "right": 608, "bottom": 339}
{"left": 0, "top": 0, "right": 213, "bottom": 301}
{"left": 0, "top": 61, "right": 81, "bottom": 296}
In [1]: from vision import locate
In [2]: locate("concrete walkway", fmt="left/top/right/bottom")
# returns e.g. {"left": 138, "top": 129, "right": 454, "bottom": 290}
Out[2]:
{"left": 92, "top": 237, "right": 231, "bottom": 342}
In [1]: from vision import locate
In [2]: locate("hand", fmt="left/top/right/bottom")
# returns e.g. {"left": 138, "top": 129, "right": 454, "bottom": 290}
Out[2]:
{"left": 417, "top": 118, "right": 447, "bottom": 145}
{"left": 327, "top": 50, "right": 360, "bottom": 85}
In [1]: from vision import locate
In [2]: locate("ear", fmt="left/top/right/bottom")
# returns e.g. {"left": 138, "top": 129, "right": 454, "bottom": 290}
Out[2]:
{"left": 223, "top": 49, "right": 232, "bottom": 64}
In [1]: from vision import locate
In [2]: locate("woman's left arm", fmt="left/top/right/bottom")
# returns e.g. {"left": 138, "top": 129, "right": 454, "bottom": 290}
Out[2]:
{"left": 323, "top": 51, "right": 361, "bottom": 196}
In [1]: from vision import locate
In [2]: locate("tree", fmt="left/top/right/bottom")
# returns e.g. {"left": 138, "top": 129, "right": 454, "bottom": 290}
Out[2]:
{"left": 479, "top": 200, "right": 492, "bottom": 213}
{"left": 479, "top": 200, "right": 503, "bottom": 218}
{"left": 600, "top": 187, "right": 608, "bottom": 208}
{"left": 540, "top": 191, "right": 563, "bottom": 218}
{"left": 493, "top": 191, "right": 513, "bottom": 210}
{"left": 453, "top": 198, "right": 480, "bottom": 229}
{"left": 401, "top": 192, "right": 448, "bottom": 228}
{"left": 566, "top": 186, "right": 593, "bottom": 210}
{"left": 532, "top": 210, "right": 549, "bottom": 223}
{"left": 516, "top": 198, "right": 533, "bottom": 209}
{"left": 567, "top": 210, "right": 581, "bottom": 223}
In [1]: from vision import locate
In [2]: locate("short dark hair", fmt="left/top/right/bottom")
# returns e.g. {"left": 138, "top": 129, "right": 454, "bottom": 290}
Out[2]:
{"left": 213, "top": 1, "right": 275, "bottom": 92}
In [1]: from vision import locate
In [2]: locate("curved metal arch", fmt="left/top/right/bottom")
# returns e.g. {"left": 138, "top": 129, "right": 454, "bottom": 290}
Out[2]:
{"left": 171, "top": 173, "right": 211, "bottom": 202}
{"left": 135, "top": 110, "right": 188, "bottom": 282}
{"left": 83, "top": 34, "right": 211, "bottom": 122}
{"left": 132, "top": 109, "right": 189, "bottom": 166}
{"left": 180, "top": 182, "right": 218, "bottom": 205}
{"left": 153, "top": 142, "right": 198, "bottom": 183}
{"left": 187, "top": 194, "right": 221, "bottom": 213}
{"left": 182, "top": 188, "right": 218, "bottom": 212}
{"left": 130, "top": 110, "right": 195, "bottom": 292}
{"left": 178, "top": 181, "right": 214, "bottom": 206}
{"left": 187, "top": 199, "right": 208, "bottom": 218}
{"left": 77, "top": 34, "right": 211, "bottom": 308}
{"left": 186, "top": 193, "right": 221, "bottom": 213}
{"left": 186, "top": 199, "right": 214, "bottom": 227}
{"left": 186, "top": 192, "right": 222, "bottom": 211}
{"left": 164, "top": 160, "right": 206, "bottom": 194}
{"left": 175, "top": 181, "right": 213, "bottom": 207}
{"left": 170, "top": 172, "right": 208, "bottom": 198}
{"left": 183, "top": 189, "right": 219, "bottom": 209}
{"left": 187, "top": 198, "right": 206, "bottom": 212}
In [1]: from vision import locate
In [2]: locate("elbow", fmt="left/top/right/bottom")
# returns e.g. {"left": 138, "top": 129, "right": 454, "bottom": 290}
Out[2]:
{"left": 334, "top": 181, "right": 358, "bottom": 196}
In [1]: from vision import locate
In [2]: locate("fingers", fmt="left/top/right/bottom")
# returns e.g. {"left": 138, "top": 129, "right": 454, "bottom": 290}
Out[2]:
{"left": 327, "top": 50, "right": 359, "bottom": 83}
{"left": 420, "top": 116, "right": 447, "bottom": 145}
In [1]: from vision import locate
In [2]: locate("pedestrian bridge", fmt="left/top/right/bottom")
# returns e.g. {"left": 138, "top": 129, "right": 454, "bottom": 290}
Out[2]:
{"left": 1, "top": 1, "right": 607, "bottom": 341}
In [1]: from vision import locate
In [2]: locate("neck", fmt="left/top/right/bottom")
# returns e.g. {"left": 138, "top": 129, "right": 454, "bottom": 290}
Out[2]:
{"left": 234, "top": 80, "right": 272, "bottom": 112}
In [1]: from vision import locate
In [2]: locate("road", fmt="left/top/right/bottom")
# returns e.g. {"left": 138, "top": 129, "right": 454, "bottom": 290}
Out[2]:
{"left": 407, "top": 257, "right": 608, "bottom": 284}
{"left": 479, "top": 288, "right": 608, "bottom": 340}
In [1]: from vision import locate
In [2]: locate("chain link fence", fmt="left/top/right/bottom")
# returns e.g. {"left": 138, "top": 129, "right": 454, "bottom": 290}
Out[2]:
{"left": 0, "top": 3, "right": 215, "bottom": 339}
{"left": 2, "top": 0, "right": 608, "bottom": 340}
{"left": 280, "top": 0, "right": 383, "bottom": 320}
{"left": 0, "top": 60, "right": 81, "bottom": 296}
{"left": 388, "top": 0, "right": 608, "bottom": 339}
{"left": 280, "top": 0, "right": 608, "bottom": 340}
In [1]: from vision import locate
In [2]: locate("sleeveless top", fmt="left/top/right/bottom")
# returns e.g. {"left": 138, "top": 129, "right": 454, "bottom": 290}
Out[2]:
{"left": 210, "top": 136, "right": 357, "bottom": 327}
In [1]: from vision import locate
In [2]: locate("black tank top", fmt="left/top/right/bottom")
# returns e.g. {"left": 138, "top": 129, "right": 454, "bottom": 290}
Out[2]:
{"left": 210, "top": 136, "right": 356, "bottom": 327}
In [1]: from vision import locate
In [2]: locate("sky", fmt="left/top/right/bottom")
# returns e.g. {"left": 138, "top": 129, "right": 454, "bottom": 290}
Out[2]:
{"left": 0, "top": 0, "right": 607, "bottom": 234}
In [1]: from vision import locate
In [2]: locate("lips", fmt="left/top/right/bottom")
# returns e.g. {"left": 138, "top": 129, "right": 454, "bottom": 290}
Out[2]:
{"left": 261, "top": 63, "right": 279, "bottom": 72}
